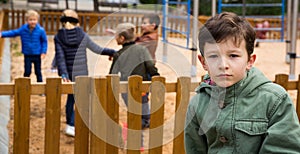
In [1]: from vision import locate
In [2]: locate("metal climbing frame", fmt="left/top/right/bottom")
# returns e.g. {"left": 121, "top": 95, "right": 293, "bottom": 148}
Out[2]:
{"left": 218, "top": 0, "right": 285, "bottom": 43}
{"left": 162, "top": 0, "right": 192, "bottom": 49}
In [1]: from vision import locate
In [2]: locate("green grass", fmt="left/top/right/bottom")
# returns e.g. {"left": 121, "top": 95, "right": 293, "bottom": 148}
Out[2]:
{"left": 128, "top": 4, "right": 163, "bottom": 11}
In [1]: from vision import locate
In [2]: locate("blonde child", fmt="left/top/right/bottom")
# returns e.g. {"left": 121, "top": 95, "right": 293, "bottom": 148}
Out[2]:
{"left": 0, "top": 9, "right": 47, "bottom": 83}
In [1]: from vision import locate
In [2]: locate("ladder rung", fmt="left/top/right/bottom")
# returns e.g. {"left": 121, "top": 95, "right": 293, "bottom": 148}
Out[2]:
{"left": 221, "top": 3, "right": 282, "bottom": 7}
{"left": 254, "top": 27, "right": 282, "bottom": 31}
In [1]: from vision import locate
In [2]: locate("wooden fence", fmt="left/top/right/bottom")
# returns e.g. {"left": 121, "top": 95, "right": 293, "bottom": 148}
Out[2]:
{"left": 0, "top": 75, "right": 199, "bottom": 154}
{"left": 0, "top": 74, "right": 299, "bottom": 153}
{"left": 275, "top": 74, "right": 300, "bottom": 119}
{"left": 1, "top": 9, "right": 289, "bottom": 39}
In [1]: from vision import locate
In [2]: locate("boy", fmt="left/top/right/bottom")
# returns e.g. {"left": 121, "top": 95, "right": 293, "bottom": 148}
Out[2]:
{"left": 0, "top": 9, "right": 47, "bottom": 83}
{"left": 184, "top": 12, "right": 300, "bottom": 153}
{"left": 109, "top": 22, "right": 159, "bottom": 129}
{"left": 135, "top": 13, "right": 160, "bottom": 63}
{"left": 106, "top": 13, "right": 160, "bottom": 63}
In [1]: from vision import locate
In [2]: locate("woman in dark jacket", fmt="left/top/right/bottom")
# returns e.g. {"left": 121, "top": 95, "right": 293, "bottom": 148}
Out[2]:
{"left": 54, "top": 9, "right": 115, "bottom": 137}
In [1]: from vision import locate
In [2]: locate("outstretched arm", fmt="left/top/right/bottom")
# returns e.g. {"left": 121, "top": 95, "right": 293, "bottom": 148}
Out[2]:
{"left": 85, "top": 35, "right": 116, "bottom": 56}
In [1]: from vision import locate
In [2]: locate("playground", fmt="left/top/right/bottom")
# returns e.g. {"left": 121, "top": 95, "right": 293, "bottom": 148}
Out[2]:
{"left": 0, "top": 0, "right": 300, "bottom": 153}
{"left": 7, "top": 34, "right": 300, "bottom": 153}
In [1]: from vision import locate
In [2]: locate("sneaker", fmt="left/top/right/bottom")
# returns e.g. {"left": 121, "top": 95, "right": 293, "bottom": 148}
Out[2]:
{"left": 122, "top": 122, "right": 128, "bottom": 147}
{"left": 50, "top": 67, "right": 58, "bottom": 73}
{"left": 140, "top": 146, "right": 144, "bottom": 152}
{"left": 65, "top": 125, "right": 75, "bottom": 137}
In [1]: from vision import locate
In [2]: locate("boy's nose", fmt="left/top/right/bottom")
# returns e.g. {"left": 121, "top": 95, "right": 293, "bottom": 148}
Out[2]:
{"left": 218, "top": 58, "right": 229, "bottom": 70}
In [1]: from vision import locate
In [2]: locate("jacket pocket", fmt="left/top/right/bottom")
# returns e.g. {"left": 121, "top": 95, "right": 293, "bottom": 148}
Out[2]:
{"left": 234, "top": 120, "right": 268, "bottom": 153}
{"left": 235, "top": 120, "right": 268, "bottom": 135}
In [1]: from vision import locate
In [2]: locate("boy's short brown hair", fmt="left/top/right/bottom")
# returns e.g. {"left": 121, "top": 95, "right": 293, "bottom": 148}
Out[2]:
{"left": 198, "top": 12, "right": 256, "bottom": 58}
{"left": 142, "top": 13, "right": 160, "bottom": 30}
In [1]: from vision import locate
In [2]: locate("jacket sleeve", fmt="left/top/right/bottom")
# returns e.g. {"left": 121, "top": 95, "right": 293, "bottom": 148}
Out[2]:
{"left": 259, "top": 93, "right": 300, "bottom": 153}
{"left": 143, "top": 49, "right": 159, "bottom": 77}
{"left": 184, "top": 95, "right": 208, "bottom": 154}
{"left": 109, "top": 53, "right": 119, "bottom": 74}
{"left": 54, "top": 37, "right": 69, "bottom": 79}
{"left": 1, "top": 27, "right": 22, "bottom": 38}
{"left": 40, "top": 29, "right": 48, "bottom": 54}
{"left": 85, "top": 35, "right": 116, "bottom": 56}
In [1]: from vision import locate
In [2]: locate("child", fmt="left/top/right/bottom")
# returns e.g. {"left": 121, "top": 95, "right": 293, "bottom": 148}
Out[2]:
{"left": 109, "top": 22, "right": 159, "bottom": 129}
{"left": 106, "top": 13, "right": 160, "bottom": 63}
{"left": 54, "top": 9, "right": 116, "bottom": 137}
{"left": 0, "top": 9, "right": 47, "bottom": 83}
{"left": 135, "top": 13, "right": 160, "bottom": 63}
{"left": 255, "top": 20, "right": 270, "bottom": 47}
{"left": 184, "top": 12, "right": 300, "bottom": 153}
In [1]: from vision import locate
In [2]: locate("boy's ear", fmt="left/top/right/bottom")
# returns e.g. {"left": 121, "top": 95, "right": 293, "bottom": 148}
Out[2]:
{"left": 198, "top": 54, "right": 208, "bottom": 71}
{"left": 246, "top": 54, "right": 256, "bottom": 71}
{"left": 119, "top": 35, "right": 125, "bottom": 43}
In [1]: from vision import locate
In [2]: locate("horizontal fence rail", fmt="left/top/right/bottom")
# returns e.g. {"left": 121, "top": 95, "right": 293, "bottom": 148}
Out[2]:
{"left": 2, "top": 9, "right": 295, "bottom": 40}
{"left": 1, "top": 75, "right": 200, "bottom": 154}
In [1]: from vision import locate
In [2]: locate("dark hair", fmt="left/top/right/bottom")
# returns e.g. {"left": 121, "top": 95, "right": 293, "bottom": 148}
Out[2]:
{"left": 198, "top": 12, "right": 256, "bottom": 59}
{"left": 60, "top": 16, "right": 79, "bottom": 24}
{"left": 142, "top": 13, "right": 161, "bottom": 30}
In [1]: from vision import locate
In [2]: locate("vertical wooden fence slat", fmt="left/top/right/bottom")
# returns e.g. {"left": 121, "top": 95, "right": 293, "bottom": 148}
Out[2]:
{"left": 274, "top": 74, "right": 289, "bottom": 89}
{"left": 127, "top": 75, "right": 142, "bottom": 154}
{"left": 56, "top": 13, "right": 60, "bottom": 34}
{"left": 106, "top": 75, "right": 120, "bottom": 154}
{"left": 74, "top": 77, "right": 91, "bottom": 154}
{"left": 21, "top": 10, "right": 25, "bottom": 26}
{"left": 105, "top": 16, "right": 109, "bottom": 30}
{"left": 2, "top": 10, "right": 9, "bottom": 30}
{"left": 173, "top": 77, "right": 191, "bottom": 154}
{"left": 90, "top": 77, "right": 107, "bottom": 154}
{"left": 16, "top": 10, "right": 20, "bottom": 28}
{"left": 50, "top": 13, "right": 54, "bottom": 33}
{"left": 297, "top": 74, "right": 300, "bottom": 120}
{"left": 11, "top": 10, "right": 15, "bottom": 29}
{"left": 149, "top": 76, "right": 166, "bottom": 154}
{"left": 89, "top": 15, "right": 98, "bottom": 35}
{"left": 45, "top": 13, "right": 49, "bottom": 32}
{"left": 13, "top": 78, "right": 31, "bottom": 154}
{"left": 44, "top": 78, "right": 62, "bottom": 154}
{"left": 82, "top": 16, "right": 87, "bottom": 32}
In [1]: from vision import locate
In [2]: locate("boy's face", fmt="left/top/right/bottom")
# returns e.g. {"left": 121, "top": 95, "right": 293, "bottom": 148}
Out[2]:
{"left": 141, "top": 18, "right": 155, "bottom": 33}
{"left": 27, "top": 16, "right": 38, "bottom": 29}
{"left": 199, "top": 38, "right": 256, "bottom": 88}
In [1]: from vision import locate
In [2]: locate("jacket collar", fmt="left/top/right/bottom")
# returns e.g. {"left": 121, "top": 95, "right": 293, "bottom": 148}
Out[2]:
{"left": 196, "top": 67, "right": 271, "bottom": 101}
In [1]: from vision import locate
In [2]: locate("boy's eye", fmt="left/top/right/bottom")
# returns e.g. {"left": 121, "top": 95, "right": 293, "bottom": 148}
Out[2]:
{"left": 207, "top": 54, "right": 218, "bottom": 58}
{"left": 229, "top": 54, "right": 239, "bottom": 58}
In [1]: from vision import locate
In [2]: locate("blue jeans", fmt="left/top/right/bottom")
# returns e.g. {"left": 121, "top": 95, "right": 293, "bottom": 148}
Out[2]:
{"left": 121, "top": 93, "right": 150, "bottom": 128}
{"left": 65, "top": 94, "right": 75, "bottom": 126}
{"left": 122, "top": 93, "right": 149, "bottom": 147}
{"left": 24, "top": 55, "right": 43, "bottom": 82}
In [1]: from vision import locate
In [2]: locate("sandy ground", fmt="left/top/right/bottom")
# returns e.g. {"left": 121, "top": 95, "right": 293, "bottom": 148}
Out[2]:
{"left": 7, "top": 35, "right": 300, "bottom": 153}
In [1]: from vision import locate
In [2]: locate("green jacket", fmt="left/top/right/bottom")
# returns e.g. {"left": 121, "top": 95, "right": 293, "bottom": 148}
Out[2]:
{"left": 109, "top": 42, "right": 159, "bottom": 81}
{"left": 184, "top": 67, "right": 300, "bottom": 154}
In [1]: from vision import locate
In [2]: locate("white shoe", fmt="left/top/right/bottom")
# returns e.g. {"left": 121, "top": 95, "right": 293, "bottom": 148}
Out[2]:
{"left": 65, "top": 125, "right": 75, "bottom": 137}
